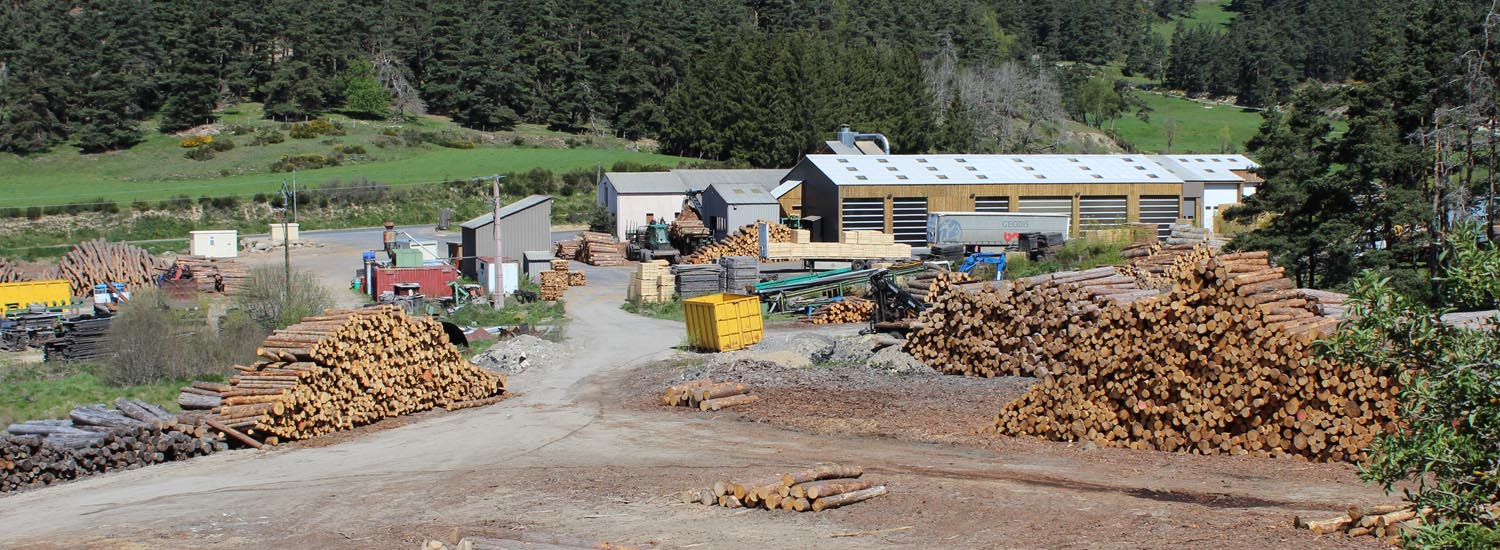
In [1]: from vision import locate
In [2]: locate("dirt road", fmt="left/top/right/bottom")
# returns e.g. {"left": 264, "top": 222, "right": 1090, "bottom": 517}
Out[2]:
{"left": 0, "top": 264, "right": 1392, "bottom": 549}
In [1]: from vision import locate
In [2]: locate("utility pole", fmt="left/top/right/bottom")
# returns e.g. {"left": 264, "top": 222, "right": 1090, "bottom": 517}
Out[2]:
{"left": 280, "top": 180, "right": 292, "bottom": 304}
{"left": 491, "top": 174, "right": 506, "bottom": 309}
{"left": 291, "top": 170, "right": 298, "bottom": 223}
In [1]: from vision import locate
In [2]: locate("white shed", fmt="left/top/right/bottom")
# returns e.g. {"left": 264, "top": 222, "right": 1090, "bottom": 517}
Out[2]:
{"left": 189, "top": 230, "right": 238, "bottom": 258}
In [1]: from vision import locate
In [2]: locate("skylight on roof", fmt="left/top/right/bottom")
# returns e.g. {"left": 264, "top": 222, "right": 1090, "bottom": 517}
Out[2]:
{"left": 846, "top": 167, "right": 858, "bottom": 172}
{"left": 1205, "top": 169, "right": 1216, "bottom": 173}
{"left": 1035, "top": 175, "right": 1047, "bottom": 180}
{"left": 937, "top": 175, "right": 949, "bottom": 180}
{"left": 1080, "top": 166, "right": 1091, "bottom": 171}
{"left": 855, "top": 175, "right": 868, "bottom": 181}
{"left": 976, "top": 175, "right": 989, "bottom": 180}
{"left": 1134, "top": 166, "right": 1147, "bottom": 170}
{"left": 896, "top": 175, "right": 909, "bottom": 180}
{"left": 1148, "top": 174, "right": 1160, "bottom": 179}
{"left": 886, "top": 167, "right": 898, "bottom": 172}
{"left": 1068, "top": 158, "right": 1079, "bottom": 163}
{"left": 1122, "top": 158, "right": 1134, "bottom": 162}
{"left": 926, "top": 166, "right": 938, "bottom": 172}
{"left": 1211, "top": 158, "right": 1222, "bottom": 162}
{"left": 1092, "top": 174, "right": 1103, "bottom": 179}
{"left": 965, "top": 166, "right": 977, "bottom": 171}
{"left": 837, "top": 158, "right": 850, "bottom": 163}
{"left": 1011, "top": 158, "right": 1023, "bottom": 163}
{"left": 916, "top": 158, "right": 928, "bottom": 163}
{"left": 877, "top": 158, "right": 889, "bottom": 163}
{"left": 956, "top": 158, "right": 969, "bottom": 163}
{"left": 1024, "top": 166, "right": 1036, "bottom": 171}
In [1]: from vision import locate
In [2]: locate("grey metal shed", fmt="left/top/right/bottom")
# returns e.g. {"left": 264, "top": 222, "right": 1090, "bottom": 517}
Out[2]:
{"left": 459, "top": 195, "right": 553, "bottom": 278}
{"left": 701, "top": 183, "right": 779, "bottom": 240}
{"left": 522, "top": 250, "right": 554, "bottom": 281}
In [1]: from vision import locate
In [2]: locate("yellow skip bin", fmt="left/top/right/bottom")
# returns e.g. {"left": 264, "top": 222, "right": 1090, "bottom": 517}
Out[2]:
{"left": 683, "top": 293, "right": 764, "bottom": 352}
{"left": 0, "top": 279, "right": 71, "bottom": 315}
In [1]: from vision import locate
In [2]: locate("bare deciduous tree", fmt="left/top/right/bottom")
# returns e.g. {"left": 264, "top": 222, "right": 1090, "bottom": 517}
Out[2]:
{"left": 925, "top": 53, "right": 1068, "bottom": 153}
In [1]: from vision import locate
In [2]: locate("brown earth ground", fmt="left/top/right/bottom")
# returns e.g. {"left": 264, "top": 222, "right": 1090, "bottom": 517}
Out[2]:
{"left": 0, "top": 261, "right": 1399, "bottom": 549}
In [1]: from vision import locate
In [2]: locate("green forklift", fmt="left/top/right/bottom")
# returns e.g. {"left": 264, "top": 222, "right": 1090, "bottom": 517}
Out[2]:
{"left": 626, "top": 223, "right": 682, "bottom": 263}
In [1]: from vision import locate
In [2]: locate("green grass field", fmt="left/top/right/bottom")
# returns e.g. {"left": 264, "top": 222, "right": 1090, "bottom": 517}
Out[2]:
{"left": 0, "top": 360, "right": 187, "bottom": 426}
{"left": 0, "top": 104, "right": 690, "bottom": 208}
{"left": 1154, "top": 0, "right": 1236, "bottom": 39}
{"left": 1110, "top": 92, "right": 1263, "bottom": 154}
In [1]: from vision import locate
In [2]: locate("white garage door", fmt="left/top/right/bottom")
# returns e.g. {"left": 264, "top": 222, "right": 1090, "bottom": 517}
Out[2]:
{"left": 1203, "top": 183, "right": 1241, "bottom": 232}
{"left": 1078, "top": 195, "right": 1128, "bottom": 235}
{"left": 841, "top": 198, "right": 885, "bottom": 232}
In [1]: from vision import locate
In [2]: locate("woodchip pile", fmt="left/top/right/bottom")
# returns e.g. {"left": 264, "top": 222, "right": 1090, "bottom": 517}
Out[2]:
{"left": 578, "top": 232, "right": 627, "bottom": 266}
{"left": 805, "top": 297, "right": 875, "bottom": 324}
{"left": 173, "top": 255, "right": 250, "bottom": 294}
{"left": 681, "top": 221, "right": 792, "bottom": 265}
{"left": 0, "top": 257, "right": 26, "bottom": 282}
{"left": 553, "top": 238, "right": 579, "bottom": 260}
{"left": 43, "top": 315, "right": 112, "bottom": 363}
{"left": 680, "top": 463, "right": 887, "bottom": 512}
{"left": 628, "top": 260, "right": 674, "bottom": 304}
{"left": 540, "top": 260, "right": 570, "bottom": 300}
{"left": 175, "top": 306, "right": 506, "bottom": 446}
{"left": 2, "top": 398, "right": 223, "bottom": 493}
{"left": 51, "top": 239, "right": 166, "bottom": 295}
{"left": 660, "top": 378, "right": 760, "bottom": 411}
{"left": 966, "top": 252, "right": 1399, "bottom": 461}
{"left": 1295, "top": 505, "right": 1424, "bottom": 544}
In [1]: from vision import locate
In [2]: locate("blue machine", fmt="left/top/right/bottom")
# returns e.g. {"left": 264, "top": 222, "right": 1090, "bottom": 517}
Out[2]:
{"left": 957, "top": 253, "right": 1007, "bottom": 281}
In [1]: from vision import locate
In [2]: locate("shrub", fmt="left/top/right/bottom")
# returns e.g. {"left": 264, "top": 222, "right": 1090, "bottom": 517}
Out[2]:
{"left": 207, "top": 137, "right": 236, "bottom": 152}
{"left": 372, "top": 135, "right": 400, "bottom": 148}
{"left": 250, "top": 129, "right": 286, "bottom": 146}
{"left": 184, "top": 147, "right": 217, "bottom": 161}
{"left": 130, "top": 200, "right": 152, "bottom": 211}
{"left": 224, "top": 124, "right": 256, "bottom": 136}
{"left": 100, "top": 290, "right": 264, "bottom": 385}
{"left": 25, "top": 207, "right": 41, "bottom": 220}
{"left": 179, "top": 135, "right": 212, "bottom": 148}
{"left": 511, "top": 135, "right": 526, "bottom": 147}
{"left": 235, "top": 265, "right": 334, "bottom": 330}
{"left": 269, "top": 153, "right": 341, "bottom": 172}
{"left": 289, "top": 119, "right": 345, "bottom": 139}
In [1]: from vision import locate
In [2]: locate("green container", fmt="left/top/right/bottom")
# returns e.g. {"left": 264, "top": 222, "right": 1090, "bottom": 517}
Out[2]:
{"left": 393, "top": 249, "right": 424, "bottom": 268}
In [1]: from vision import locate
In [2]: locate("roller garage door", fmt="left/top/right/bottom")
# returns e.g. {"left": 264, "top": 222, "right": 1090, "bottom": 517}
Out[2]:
{"left": 891, "top": 197, "right": 928, "bottom": 244}
{"left": 1138, "top": 195, "right": 1181, "bottom": 240}
{"left": 840, "top": 197, "right": 885, "bottom": 232}
{"left": 1078, "top": 195, "right": 1127, "bottom": 234}
{"left": 975, "top": 196, "right": 1010, "bottom": 212}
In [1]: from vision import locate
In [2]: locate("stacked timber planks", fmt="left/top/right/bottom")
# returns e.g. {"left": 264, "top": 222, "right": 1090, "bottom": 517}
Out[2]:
{"left": 553, "top": 238, "right": 579, "bottom": 260}
{"left": 973, "top": 252, "right": 1398, "bottom": 461}
{"left": 1295, "top": 505, "right": 1425, "bottom": 544}
{"left": 672, "top": 264, "right": 723, "bottom": 297}
{"left": 176, "top": 305, "right": 507, "bottom": 446}
{"left": 805, "top": 297, "right": 875, "bottom": 324}
{"left": 43, "top": 315, "right": 112, "bottom": 363}
{"left": 51, "top": 239, "right": 166, "bottom": 295}
{"left": 627, "top": 260, "right": 674, "bottom": 303}
{"left": 0, "top": 257, "right": 27, "bottom": 282}
{"left": 540, "top": 260, "right": 570, "bottom": 301}
{"left": 718, "top": 256, "right": 759, "bottom": 293}
{"left": 567, "top": 271, "right": 586, "bottom": 286}
{"left": 2, "top": 399, "right": 223, "bottom": 493}
{"left": 578, "top": 232, "right": 627, "bottom": 266}
{"left": 681, "top": 221, "right": 793, "bottom": 265}
{"left": 660, "top": 379, "right": 759, "bottom": 411}
{"left": 680, "top": 463, "right": 888, "bottom": 512}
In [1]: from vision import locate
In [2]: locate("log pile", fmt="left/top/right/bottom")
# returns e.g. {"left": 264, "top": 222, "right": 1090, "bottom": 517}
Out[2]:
{"left": 540, "top": 260, "right": 570, "bottom": 300}
{"left": 578, "top": 232, "right": 627, "bottom": 266}
{"left": 2, "top": 399, "right": 223, "bottom": 493}
{"left": 680, "top": 463, "right": 888, "bottom": 512}
{"left": 0, "top": 257, "right": 27, "bottom": 282}
{"left": 175, "top": 306, "right": 507, "bottom": 445}
{"left": 51, "top": 239, "right": 166, "bottom": 295}
{"left": 906, "top": 267, "right": 1160, "bottom": 378}
{"left": 1124, "top": 243, "right": 1218, "bottom": 289}
{"left": 982, "top": 252, "right": 1399, "bottom": 461}
{"left": 1295, "top": 505, "right": 1424, "bottom": 544}
{"left": 552, "top": 238, "right": 579, "bottom": 260}
{"left": 173, "top": 255, "right": 250, "bottom": 294}
{"left": 805, "top": 297, "right": 875, "bottom": 324}
{"left": 681, "top": 222, "right": 792, "bottom": 265}
{"left": 916, "top": 270, "right": 969, "bottom": 303}
{"left": 43, "top": 315, "right": 112, "bottom": 363}
{"left": 660, "top": 379, "right": 759, "bottom": 411}
{"left": 567, "top": 271, "right": 586, "bottom": 286}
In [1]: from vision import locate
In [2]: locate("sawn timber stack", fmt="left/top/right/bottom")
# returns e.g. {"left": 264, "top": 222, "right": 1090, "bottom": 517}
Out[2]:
{"left": 178, "top": 305, "right": 507, "bottom": 444}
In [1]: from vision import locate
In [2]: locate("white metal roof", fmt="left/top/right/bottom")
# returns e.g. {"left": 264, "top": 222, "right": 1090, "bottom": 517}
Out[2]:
{"left": 604, "top": 169, "right": 788, "bottom": 195}
{"left": 770, "top": 179, "right": 801, "bottom": 199}
{"left": 603, "top": 172, "right": 686, "bottom": 195}
{"left": 708, "top": 183, "right": 777, "bottom": 205}
{"left": 804, "top": 154, "right": 1187, "bottom": 186}
{"left": 1147, "top": 154, "right": 1259, "bottom": 183}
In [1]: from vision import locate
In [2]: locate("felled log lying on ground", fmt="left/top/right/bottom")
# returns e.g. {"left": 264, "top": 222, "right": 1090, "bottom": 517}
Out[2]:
{"left": 0, "top": 257, "right": 27, "bottom": 282}
{"left": 660, "top": 379, "right": 759, "bottom": 411}
{"left": 680, "top": 463, "right": 887, "bottom": 512}
{"left": 2, "top": 399, "right": 222, "bottom": 493}
{"left": 1295, "top": 504, "right": 1424, "bottom": 544}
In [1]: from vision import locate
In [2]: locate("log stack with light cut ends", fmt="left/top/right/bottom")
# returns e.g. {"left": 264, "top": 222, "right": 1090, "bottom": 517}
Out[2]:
{"left": 553, "top": 239, "right": 579, "bottom": 260}
{"left": 540, "top": 260, "right": 570, "bottom": 301}
{"left": 804, "top": 297, "right": 875, "bottom": 324}
{"left": 680, "top": 463, "right": 888, "bottom": 512}
{"left": 177, "top": 305, "right": 507, "bottom": 446}
{"left": 660, "top": 379, "right": 759, "bottom": 411}
{"left": 51, "top": 238, "right": 167, "bottom": 295}
{"left": 1295, "top": 505, "right": 1425, "bottom": 544}
{"left": 578, "top": 232, "right": 627, "bottom": 266}
{"left": 0, "top": 257, "right": 27, "bottom": 282}
{"left": 681, "top": 221, "right": 793, "bottom": 265}
{"left": 173, "top": 255, "right": 250, "bottom": 294}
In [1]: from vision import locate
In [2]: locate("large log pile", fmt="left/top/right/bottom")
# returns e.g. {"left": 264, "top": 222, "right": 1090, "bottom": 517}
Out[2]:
{"left": 975, "top": 253, "right": 1399, "bottom": 461}
{"left": 175, "top": 306, "right": 507, "bottom": 445}
{"left": 660, "top": 378, "right": 760, "bottom": 411}
{"left": 805, "top": 297, "right": 875, "bottom": 324}
{"left": 578, "top": 232, "right": 627, "bottom": 266}
{"left": 0, "top": 257, "right": 27, "bottom": 282}
{"left": 51, "top": 239, "right": 166, "bottom": 295}
{"left": 2, "top": 399, "right": 223, "bottom": 493}
{"left": 681, "top": 222, "right": 792, "bottom": 265}
{"left": 680, "top": 463, "right": 887, "bottom": 512}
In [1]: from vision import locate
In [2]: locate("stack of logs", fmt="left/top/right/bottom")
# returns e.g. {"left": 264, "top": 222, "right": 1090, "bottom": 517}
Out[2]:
{"left": 681, "top": 222, "right": 792, "bottom": 265}
{"left": 680, "top": 463, "right": 888, "bottom": 512}
{"left": 1296, "top": 505, "right": 1423, "bottom": 544}
{"left": 175, "top": 305, "right": 507, "bottom": 446}
{"left": 578, "top": 232, "right": 627, "bottom": 266}
{"left": 805, "top": 297, "right": 875, "bottom": 324}
{"left": 51, "top": 239, "right": 166, "bottom": 294}
{"left": 670, "top": 210, "right": 711, "bottom": 241}
{"left": 0, "top": 257, "right": 26, "bottom": 282}
{"left": 567, "top": 271, "right": 586, "bottom": 286}
{"left": 553, "top": 238, "right": 579, "bottom": 260}
{"left": 173, "top": 255, "right": 250, "bottom": 294}
{"left": 916, "top": 270, "right": 969, "bottom": 303}
{"left": 660, "top": 379, "right": 760, "bottom": 411}
{"left": 539, "top": 259, "right": 570, "bottom": 300}
{"left": 1123, "top": 243, "right": 1218, "bottom": 289}
{"left": 910, "top": 249, "right": 1401, "bottom": 461}
{"left": 2, "top": 399, "right": 223, "bottom": 493}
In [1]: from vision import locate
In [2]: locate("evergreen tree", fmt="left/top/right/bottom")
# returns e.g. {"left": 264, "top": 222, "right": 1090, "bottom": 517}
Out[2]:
{"left": 157, "top": 2, "right": 221, "bottom": 132}
{"left": 0, "top": 0, "right": 73, "bottom": 153}
{"left": 340, "top": 59, "right": 389, "bottom": 119}
{"left": 71, "top": 0, "right": 158, "bottom": 152}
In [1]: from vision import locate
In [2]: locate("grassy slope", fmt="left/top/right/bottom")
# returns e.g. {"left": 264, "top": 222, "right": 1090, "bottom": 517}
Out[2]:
{"left": 0, "top": 104, "right": 689, "bottom": 207}
{"left": 1112, "top": 92, "right": 1262, "bottom": 154}
{"left": 0, "top": 360, "right": 186, "bottom": 426}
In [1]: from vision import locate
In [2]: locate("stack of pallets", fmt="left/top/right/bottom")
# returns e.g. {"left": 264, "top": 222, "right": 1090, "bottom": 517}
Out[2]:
{"left": 628, "top": 260, "right": 674, "bottom": 303}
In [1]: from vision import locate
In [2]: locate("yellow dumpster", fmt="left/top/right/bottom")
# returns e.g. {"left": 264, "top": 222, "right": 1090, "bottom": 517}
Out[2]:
{"left": 683, "top": 293, "right": 764, "bottom": 352}
{"left": 0, "top": 280, "right": 71, "bottom": 315}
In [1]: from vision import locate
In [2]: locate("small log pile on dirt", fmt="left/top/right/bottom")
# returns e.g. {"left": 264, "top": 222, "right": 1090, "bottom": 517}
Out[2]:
{"left": 553, "top": 238, "right": 579, "bottom": 260}
{"left": 43, "top": 315, "right": 112, "bottom": 363}
{"left": 51, "top": 239, "right": 166, "bottom": 295}
{"left": 681, "top": 222, "right": 792, "bottom": 265}
{"left": 680, "top": 463, "right": 888, "bottom": 512}
{"left": 540, "top": 260, "right": 570, "bottom": 300}
{"left": 578, "top": 232, "right": 627, "bottom": 266}
{"left": 805, "top": 297, "right": 875, "bottom": 324}
{"left": 567, "top": 271, "right": 586, "bottom": 286}
{"left": 1295, "top": 505, "right": 1424, "bottom": 544}
{"left": 2, "top": 399, "right": 223, "bottom": 493}
{"left": 173, "top": 255, "right": 250, "bottom": 294}
{"left": 985, "top": 253, "right": 1399, "bottom": 461}
{"left": 0, "top": 257, "right": 27, "bottom": 282}
{"left": 661, "top": 379, "right": 759, "bottom": 411}
{"left": 175, "top": 305, "right": 507, "bottom": 446}
{"left": 906, "top": 266, "right": 1160, "bottom": 378}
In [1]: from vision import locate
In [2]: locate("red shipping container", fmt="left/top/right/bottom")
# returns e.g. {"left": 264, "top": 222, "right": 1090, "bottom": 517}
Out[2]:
{"left": 370, "top": 265, "right": 459, "bottom": 298}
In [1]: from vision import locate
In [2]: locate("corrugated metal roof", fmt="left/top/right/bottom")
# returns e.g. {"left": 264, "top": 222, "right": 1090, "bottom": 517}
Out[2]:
{"left": 604, "top": 169, "right": 789, "bottom": 194}
{"left": 770, "top": 179, "right": 801, "bottom": 199}
{"left": 804, "top": 154, "right": 1187, "bottom": 186}
{"left": 603, "top": 172, "right": 687, "bottom": 194}
{"left": 459, "top": 194, "right": 553, "bottom": 229}
{"left": 824, "top": 140, "right": 862, "bottom": 155}
{"left": 709, "top": 183, "right": 777, "bottom": 205}
{"left": 1147, "top": 154, "right": 1258, "bottom": 183}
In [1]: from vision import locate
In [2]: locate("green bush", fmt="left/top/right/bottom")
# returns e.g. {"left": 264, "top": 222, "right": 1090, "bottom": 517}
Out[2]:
{"left": 288, "top": 119, "right": 345, "bottom": 139}
{"left": 250, "top": 129, "right": 286, "bottom": 146}
{"left": 184, "top": 147, "right": 216, "bottom": 161}
{"left": 101, "top": 290, "right": 264, "bottom": 385}
{"left": 270, "top": 153, "right": 341, "bottom": 172}
{"left": 207, "top": 137, "right": 236, "bottom": 152}
{"left": 234, "top": 265, "right": 335, "bottom": 330}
